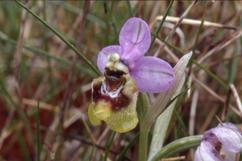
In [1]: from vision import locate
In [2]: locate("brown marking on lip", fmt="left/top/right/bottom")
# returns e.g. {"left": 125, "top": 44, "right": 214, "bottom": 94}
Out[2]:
{"left": 92, "top": 83, "right": 130, "bottom": 110}
{"left": 92, "top": 69, "right": 130, "bottom": 111}
{"left": 203, "top": 132, "right": 222, "bottom": 152}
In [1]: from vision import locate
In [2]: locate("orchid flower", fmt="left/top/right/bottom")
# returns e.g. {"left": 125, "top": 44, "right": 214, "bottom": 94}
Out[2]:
{"left": 97, "top": 17, "right": 175, "bottom": 93}
{"left": 88, "top": 17, "right": 175, "bottom": 133}
{"left": 194, "top": 123, "right": 242, "bottom": 161}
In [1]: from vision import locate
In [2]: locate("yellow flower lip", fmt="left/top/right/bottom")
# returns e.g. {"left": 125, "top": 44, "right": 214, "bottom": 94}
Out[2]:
{"left": 93, "top": 100, "right": 111, "bottom": 120}
{"left": 88, "top": 69, "right": 139, "bottom": 133}
{"left": 88, "top": 103, "right": 101, "bottom": 126}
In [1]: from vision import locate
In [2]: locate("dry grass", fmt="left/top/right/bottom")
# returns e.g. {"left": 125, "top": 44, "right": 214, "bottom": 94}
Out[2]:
{"left": 0, "top": 1, "right": 241, "bottom": 161}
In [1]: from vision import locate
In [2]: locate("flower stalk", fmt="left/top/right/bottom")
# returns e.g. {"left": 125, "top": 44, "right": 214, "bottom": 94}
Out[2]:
{"left": 139, "top": 127, "right": 149, "bottom": 161}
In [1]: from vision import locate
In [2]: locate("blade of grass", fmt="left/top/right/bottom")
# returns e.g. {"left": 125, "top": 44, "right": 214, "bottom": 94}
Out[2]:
{"left": 155, "top": 35, "right": 185, "bottom": 55}
{"left": 0, "top": 31, "right": 95, "bottom": 77}
{"left": 174, "top": 110, "right": 188, "bottom": 137}
{"left": 60, "top": 2, "right": 106, "bottom": 28}
{"left": 15, "top": 0, "right": 100, "bottom": 76}
{"left": 165, "top": 0, "right": 197, "bottom": 42}
{"left": 154, "top": 0, "right": 197, "bottom": 54}
{"left": 155, "top": 35, "right": 229, "bottom": 90}
{"left": 150, "top": 0, "right": 174, "bottom": 48}
{"left": 229, "top": 1, "right": 242, "bottom": 84}
{"left": 192, "top": 18, "right": 204, "bottom": 54}
{"left": 229, "top": 40, "right": 241, "bottom": 83}
{"left": 69, "top": 134, "right": 131, "bottom": 161}
{"left": 192, "top": 60, "right": 228, "bottom": 89}
{"left": 42, "top": 0, "right": 54, "bottom": 92}
{"left": 198, "top": 29, "right": 242, "bottom": 64}
{"left": 35, "top": 101, "right": 41, "bottom": 161}
{"left": 148, "top": 52, "right": 191, "bottom": 160}
{"left": 103, "top": 131, "right": 115, "bottom": 161}
{"left": 103, "top": 1, "right": 118, "bottom": 40}
{"left": 126, "top": 0, "right": 133, "bottom": 17}
{"left": 229, "top": 39, "right": 241, "bottom": 83}
{"left": 116, "top": 134, "right": 138, "bottom": 161}
{"left": 16, "top": 129, "right": 31, "bottom": 161}
{"left": 0, "top": 80, "right": 31, "bottom": 133}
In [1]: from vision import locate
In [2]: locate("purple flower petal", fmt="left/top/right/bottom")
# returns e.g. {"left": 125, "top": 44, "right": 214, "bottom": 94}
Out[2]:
{"left": 211, "top": 123, "right": 242, "bottom": 153}
{"left": 194, "top": 141, "right": 222, "bottom": 161}
{"left": 130, "top": 56, "right": 174, "bottom": 93}
{"left": 97, "top": 45, "right": 122, "bottom": 73}
{"left": 119, "top": 17, "right": 151, "bottom": 63}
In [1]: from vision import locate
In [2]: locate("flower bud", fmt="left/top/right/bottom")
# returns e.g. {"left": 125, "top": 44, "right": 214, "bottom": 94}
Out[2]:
{"left": 194, "top": 123, "right": 242, "bottom": 161}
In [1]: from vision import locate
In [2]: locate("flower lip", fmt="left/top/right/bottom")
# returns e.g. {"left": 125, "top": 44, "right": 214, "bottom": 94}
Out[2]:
{"left": 92, "top": 80, "right": 130, "bottom": 111}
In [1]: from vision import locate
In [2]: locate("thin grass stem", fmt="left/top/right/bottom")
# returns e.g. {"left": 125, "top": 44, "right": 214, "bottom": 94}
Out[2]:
{"left": 15, "top": 0, "right": 100, "bottom": 76}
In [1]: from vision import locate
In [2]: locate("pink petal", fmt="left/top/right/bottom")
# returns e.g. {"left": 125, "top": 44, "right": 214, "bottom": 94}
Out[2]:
{"left": 194, "top": 141, "right": 222, "bottom": 161}
{"left": 97, "top": 45, "right": 122, "bottom": 73}
{"left": 130, "top": 56, "right": 174, "bottom": 93}
{"left": 211, "top": 123, "right": 242, "bottom": 153}
{"left": 119, "top": 17, "right": 151, "bottom": 62}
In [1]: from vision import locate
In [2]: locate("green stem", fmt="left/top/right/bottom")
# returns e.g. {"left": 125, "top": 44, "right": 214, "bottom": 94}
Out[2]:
{"left": 103, "top": 131, "right": 115, "bottom": 161}
{"left": 126, "top": 0, "right": 133, "bottom": 17}
{"left": 155, "top": 35, "right": 229, "bottom": 90}
{"left": 138, "top": 93, "right": 150, "bottom": 161}
{"left": 15, "top": 0, "right": 100, "bottom": 76}
{"left": 192, "top": 60, "right": 228, "bottom": 89}
{"left": 150, "top": 0, "right": 174, "bottom": 47}
{"left": 150, "top": 135, "right": 202, "bottom": 161}
{"left": 139, "top": 127, "right": 149, "bottom": 161}
{"left": 116, "top": 133, "right": 138, "bottom": 161}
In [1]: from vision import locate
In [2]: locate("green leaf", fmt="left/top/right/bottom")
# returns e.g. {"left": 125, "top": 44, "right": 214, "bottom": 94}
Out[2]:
{"left": 150, "top": 135, "right": 202, "bottom": 161}
{"left": 150, "top": 0, "right": 175, "bottom": 47}
{"left": 148, "top": 52, "right": 192, "bottom": 161}
{"left": 144, "top": 52, "right": 193, "bottom": 130}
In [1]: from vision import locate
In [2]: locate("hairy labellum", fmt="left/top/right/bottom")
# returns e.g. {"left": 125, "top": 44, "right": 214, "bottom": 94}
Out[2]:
{"left": 92, "top": 69, "right": 130, "bottom": 110}
{"left": 88, "top": 66, "right": 138, "bottom": 133}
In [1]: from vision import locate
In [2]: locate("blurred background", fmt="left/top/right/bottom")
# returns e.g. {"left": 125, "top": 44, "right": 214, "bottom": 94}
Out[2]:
{"left": 0, "top": 1, "right": 241, "bottom": 161}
